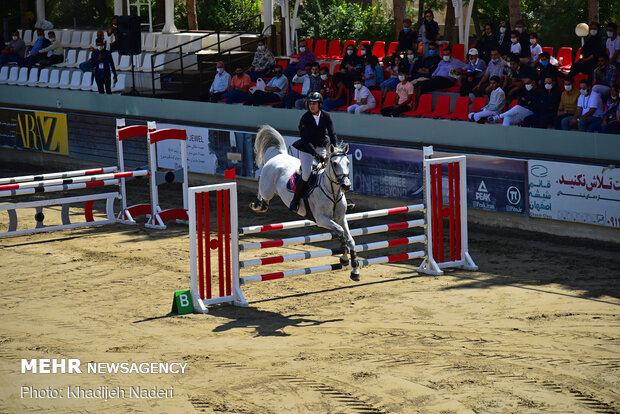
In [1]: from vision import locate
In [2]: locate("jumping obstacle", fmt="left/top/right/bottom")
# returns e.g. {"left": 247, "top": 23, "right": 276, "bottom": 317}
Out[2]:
{"left": 187, "top": 154, "right": 478, "bottom": 313}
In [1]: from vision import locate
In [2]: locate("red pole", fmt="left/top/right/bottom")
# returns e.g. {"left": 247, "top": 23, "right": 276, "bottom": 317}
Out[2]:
{"left": 205, "top": 191, "right": 212, "bottom": 299}
{"left": 430, "top": 164, "right": 438, "bottom": 261}
{"left": 197, "top": 193, "right": 204, "bottom": 299}
{"left": 449, "top": 162, "right": 455, "bottom": 262}
{"left": 437, "top": 163, "right": 444, "bottom": 263}
{"left": 216, "top": 190, "right": 224, "bottom": 298}
{"left": 455, "top": 163, "right": 462, "bottom": 261}
{"left": 224, "top": 189, "right": 232, "bottom": 296}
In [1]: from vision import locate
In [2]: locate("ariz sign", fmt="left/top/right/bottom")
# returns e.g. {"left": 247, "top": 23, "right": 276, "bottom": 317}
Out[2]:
{"left": 0, "top": 107, "right": 68, "bottom": 154}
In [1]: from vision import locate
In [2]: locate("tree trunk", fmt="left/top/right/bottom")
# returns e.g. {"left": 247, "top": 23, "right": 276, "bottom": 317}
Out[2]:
{"left": 187, "top": 0, "right": 198, "bottom": 30}
{"left": 155, "top": 0, "right": 166, "bottom": 28}
{"left": 444, "top": 1, "right": 455, "bottom": 45}
{"left": 472, "top": 2, "right": 482, "bottom": 40}
{"left": 20, "top": 0, "right": 30, "bottom": 29}
{"left": 588, "top": 0, "right": 599, "bottom": 23}
{"left": 393, "top": 0, "right": 406, "bottom": 37}
{"left": 418, "top": 0, "right": 425, "bottom": 26}
{"left": 508, "top": 0, "right": 521, "bottom": 29}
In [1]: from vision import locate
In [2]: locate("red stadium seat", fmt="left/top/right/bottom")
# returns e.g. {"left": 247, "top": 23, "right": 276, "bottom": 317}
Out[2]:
{"left": 320, "top": 63, "right": 331, "bottom": 73}
{"left": 325, "top": 40, "right": 341, "bottom": 59}
{"left": 304, "top": 38, "right": 313, "bottom": 52}
{"left": 556, "top": 47, "right": 572, "bottom": 67}
{"left": 576, "top": 47, "right": 582, "bottom": 60}
{"left": 406, "top": 94, "right": 433, "bottom": 117}
{"left": 440, "top": 96, "right": 469, "bottom": 120}
{"left": 542, "top": 46, "right": 554, "bottom": 57}
{"left": 371, "top": 41, "right": 386, "bottom": 60}
{"left": 277, "top": 60, "right": 288, "bottom": 71}
{"left": 574, "top": 73, "right": 588, "bottom": 87}
{"left": 340, "top": 40, "right": 356, "bottom": 59}
{"left": 452, "top": 44, "right": 465, "bottom": 61}
{"left": 385, "top": 42, "right": 398, "bottom": 58}
{"left": 313, "top": 39, "right": 327, "bottom": 57}
{"left": 369, "top": 90, "right": 396, "bottom": 114}
{"left": 331, "top": 88, "right": 351, "bottom": 111}
{"left": 509, "top": 99, "right": 518, "bottom": 109}
{"left": 424, "top": 95, "right": 451, "bottom": 118}
{"left": 333, "top": 63, "right": 341, "bottom": 74}
{"left": 292, "top": 84, "right": 303, "bottom": 94}
{"left": 471, "top": 97, "right": 487, "bottom": 112}
{"left": 369, "top": 90, "right": 382, "bottom": 110}
{"left": 357, "top": 40, "right": 371, "bottom": 56}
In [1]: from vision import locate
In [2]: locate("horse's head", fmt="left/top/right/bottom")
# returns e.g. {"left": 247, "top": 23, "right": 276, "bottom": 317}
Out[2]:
{"left": 327, "top": 143, "right": 351, "bottom": 192}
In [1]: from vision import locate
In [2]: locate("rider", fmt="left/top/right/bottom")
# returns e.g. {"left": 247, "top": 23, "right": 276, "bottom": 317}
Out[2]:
{"left": 290, "top": 91, "right": 338, "bottom": 212}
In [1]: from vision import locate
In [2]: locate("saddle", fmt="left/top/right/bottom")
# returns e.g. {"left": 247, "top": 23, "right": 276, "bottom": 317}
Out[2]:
{"left": 286, "top": 167, "right": 319, "bottom": 199}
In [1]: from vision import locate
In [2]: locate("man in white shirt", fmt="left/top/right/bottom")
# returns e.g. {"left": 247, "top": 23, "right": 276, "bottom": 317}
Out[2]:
{"left": 566, "top": 79, "right": 604, "bottom": 131}
{"left": 347, "top": 77, "right": 376, "bottom": 114}
{"left": 204, "top": 61, "right": 230, "bottom": 102}
{"left": 605, "top": 22, "right": 620, "bottom": 68}
{"left": 469, "top": 76, "right": 505, "bottom": 122}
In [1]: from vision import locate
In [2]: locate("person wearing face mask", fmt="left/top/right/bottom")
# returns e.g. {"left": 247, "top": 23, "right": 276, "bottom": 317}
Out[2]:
{"left": 600, "top": 85, "right": 620, "bottom": 134}
{"left": 35, "top": 31, "right": 64, "bottom": 69}
{"left": 370, "top": 55, "right": 384, "bottom": 84}
{"left": 477, "top": 24, "right": 497, "bottom": 63}
{"left": 380, "top": 54, "right": 406, "bottom": 102}
{"left": 323, "top": 67, "right": 348, "bottom": 112}
{"left": 295, "top": 63, "right": 323, "bottom": 109}
{"left": 460, "top": 48, "right": 487, "bottom": 97}
{"left": 409, "top": 42, "right": 440, "bottom": 82}
{"left": 605, "top": 23, "right": 620, "bottom": 68}
{"left": 564, "top": 79, "right": 604, "bottom": 131}
{"left": 318, "top": 67, "right": 337, "bottom": 102}
{"left": 361, "top": 55, "right": 377, "bottom": 89}
{"left": 275, "top": 63, "right": 312, "bottom": 109}
{"left": 473, "top": 48, "right": 508, "bottom": 97}
{"left": 413, "top": 47, "right": 466, "bottom": 104}
{"left": 506, "top": 55, "right": 538, "bottom": 103}
{"left": 339, "top": 44, "right": 363, "bottom": 89}
{"left": 403, "top": 48, "right": 417, "bottom": 77}
{"left": 592, "top": 54, "right": 617, "bottom": 97}
{"left": 284, "top": 39, "right": 316, "bottom": 81}
{"left": 202, "top": 61, "right": 231, "bottom": 102}
{"left": 524, "top": 76, "right": 561, "bottom": 128}
{"left": 569, "top": 22, "right": 605, "bottom": 78}
{"left": 529, "top": 33, "right": 543, "bottom": 66}
{"left": 536, "top": 52, "right": 559, "bottom": 87}
{"left": 514, "top": 20, "right": 531, "bottom": 63}
{"left": 244, "top": 65, "right": 289, "bottom": 106}
{"left": 509, "top": 30, "right": 522, "bottom": 57}
{"left": 20, "top": 29, "right": 50, "bottom": 68}
{"left": 221, "top": 64, "right": 252, "bottom": 104}
{"left": 247, "top": 40, "right": 276, "bottom": 81}
{"left": 381, "top": 72, "right": 414, "bottom": 117}
{"left": 79, "top": 31, "right": 107, "bottom": 72}
{"left": 556, "top": 78, "right": 580, "bottom": 130}
{"left": 469, "top": 76, "right": 505, "bottom": 123}
{"left": 418, "top": 10, "right": 440, "bottom": 57}
{"left": 347, "top": 77, "right": 376, "bottom": 114}
{"left": 397, "top": 18, "right": 416, "bottom": 52}
{"left": 489, "top": 75, "right": 544, "bottom": 126}
{"left": 497, "top": 21, "right": 511, "bottom": 57}
{"left": 0, "top": 31, "right": 26, "bottom": 68}
{"left": 90, "top": 38, "right": 117, "bottom": 94}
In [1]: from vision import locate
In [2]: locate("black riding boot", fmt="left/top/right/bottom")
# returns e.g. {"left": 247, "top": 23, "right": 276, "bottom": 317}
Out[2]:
{"left": 289, "top": 178, "right": 308, "bottom": 212}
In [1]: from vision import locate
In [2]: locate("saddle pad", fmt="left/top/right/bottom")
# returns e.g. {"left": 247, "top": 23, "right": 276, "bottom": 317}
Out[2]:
{"left": 286, "top": 171, "right": 318, "bottom": 198}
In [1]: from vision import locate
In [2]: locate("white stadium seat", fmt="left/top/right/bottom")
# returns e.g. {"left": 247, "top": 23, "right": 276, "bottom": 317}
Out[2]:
{"left": 74, "top": 50, "right": 88, "bottom": 68}
{"left": 36, "top": 68, "right": 50, "bottom": 87}
{"left": 15, "top": 67, "right": 29, "bottom": 85}
{"left": 111, "top": 51, "right": 120, "bottom": 68}
{"left": 57, "top": 70, "right": 71, "bottom": 89}
{"left": 59, "top": 49, "right": 77, "bottom": 68}
{"left": 60, "top": 30, "right": 72, "bottom": 47}
{"left": 80, "top": 31, "right": 92, "bottom": 48}
{"left": 80, "top": 71, "right": 93, "bottom": 90}
{"left": 143, "top": 33, "right": 157, "bottom": 52}
{"left": 155, "top": 35, "right": 168, "bottom": 51}
{"left": 26, "top": 68, "right": 39, "bottom": 86}
{"left": 69, "top": 71, "right": 82, "bottom": 89}
{"left": 116, "top": 55, "right": 131, "bottom": 71}
{"left": 0, "top": 66, "right": 10, "bottom": 84}
{"left": 69, "top": 31, "right": 83, "bottom": 48}
{"left": 112, "top": 73, "right": 126, "bottom": 93}
{"left": 23, "top": 30, "right": 33, "bottom": 46}
{"left": 46, "top": 69, "right": 61, "bottom": 88}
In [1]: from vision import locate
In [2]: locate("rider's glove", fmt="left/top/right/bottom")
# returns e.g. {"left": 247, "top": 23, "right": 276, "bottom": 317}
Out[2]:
{"left": 315, "top": 154, "right": 326, "bottom": 164}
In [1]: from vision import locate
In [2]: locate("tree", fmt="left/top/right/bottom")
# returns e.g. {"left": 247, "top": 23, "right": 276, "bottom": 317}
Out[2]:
{"left": 588, "top": 0, "right": 599, "bottom": 23}
{"left": 393, "top": 0, "right": 406, "bottom": 37}
{"left": 508, "top": 0, "right": 521, "bottom": 27}
{"left": 187, "top": 0, "right": 198, "bottom": 29}
{"left": 20, "top": 0, "right": 30, "bottom": 29}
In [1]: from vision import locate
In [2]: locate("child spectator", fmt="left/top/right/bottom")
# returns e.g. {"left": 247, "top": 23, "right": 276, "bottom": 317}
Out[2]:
{"left": 469, "top": 76, "right": 505, "bottom": 123}
{"left": 381, "top": 72, "right": 414, "bottom": 117}
{"left": 529, "top": 32, "right": 543, "bottom": 65}
{"left": 397, "top": 18, "right": 416, "bottom": 52}
{"left": 380, "top": 55, "right": 406, "bottom": 99}
{"left": 323, "top": 69, "right": 347, "bottom": 112}
{"left": 536, "top": 52, "right": 559, "bottom": 87}
{"left": 509, "top": 30, "right": 522, "bottom": 57}
{"left": 489, "top": 75, "right": 543, "bottom": 126}
{"left": 347, "top": 77, "right": 376, "bottom": 114}
{"left": 319, "top": 67, "right": 337, "bottom": 101}
{"left": 370, "top": 55, "right": 384, "bottom": 84}
{"left": 555, "top": 78, "right": 580, "bottom": 129}
{"left": 362, "top": 56, "right": 377, "bottom": 89}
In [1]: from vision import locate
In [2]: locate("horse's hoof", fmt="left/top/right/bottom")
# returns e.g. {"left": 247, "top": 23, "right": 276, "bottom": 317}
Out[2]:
{"left": 350, "top": 271, "right": 360, "bottom": 282}
{"left": 249, "top": 201, "right": 267, "bottom": 213}
{"left": 340, "top": 257, "right": 350, "bottom": 266}
{"left": 347, "top": 202, "right": 355, "bottom": 212}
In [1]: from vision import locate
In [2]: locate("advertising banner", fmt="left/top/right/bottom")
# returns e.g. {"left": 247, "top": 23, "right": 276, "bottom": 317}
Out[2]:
{"left": 528, "top": 160, "right": 620, "bottom": 228}
{"left": 0, "top": 107, "right": 68, "bottom": 154}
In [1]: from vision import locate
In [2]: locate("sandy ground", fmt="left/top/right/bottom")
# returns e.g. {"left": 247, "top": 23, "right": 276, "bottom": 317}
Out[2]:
{"left": 0, "top": 174, "right": 619, "bottom": 414}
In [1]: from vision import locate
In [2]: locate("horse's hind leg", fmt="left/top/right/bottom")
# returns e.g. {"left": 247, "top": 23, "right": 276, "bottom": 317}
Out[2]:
{"left": 249, "top": 196, "right": 269, "bottom": 213}
{"left": 249, "top": 166, "right": 277, "bottom": 213}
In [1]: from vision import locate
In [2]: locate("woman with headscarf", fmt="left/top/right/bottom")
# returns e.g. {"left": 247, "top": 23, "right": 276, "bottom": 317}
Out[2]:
{"left": 497, "top": 21, "right": 511, "bottom": 58}
{"left": 418, "top": 10, "right": 440, "bottom": 57}
{"left": 477, "top": 23, "right": 498, "bottom": 63}
{"left": 570, "top": 22, "right": 606, "bottom": 78}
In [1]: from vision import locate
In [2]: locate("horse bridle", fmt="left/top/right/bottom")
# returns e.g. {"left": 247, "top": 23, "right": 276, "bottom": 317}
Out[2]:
{"left": 325, "top": 151, "right": 349, "bottom": 188}
{"left": 319, "top": 151, "right": 348, "bottom": 209}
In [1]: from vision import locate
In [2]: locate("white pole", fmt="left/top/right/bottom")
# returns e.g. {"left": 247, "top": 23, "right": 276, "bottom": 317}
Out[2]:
{"left": 263, "top": 0, "right": 273, "bottom": 34}
{"left": 281, "top": 0, "right": 291, "bottom": 56}
{"left": 291, "top": 0, "right": 302, "bottom": 53}
{"left": 162, "top": 0, "right": 178, "bottom": 33}
{"left": 35, "top": 0, "right": 46, "bottom": 28}
{"left": 114, "top": 0, "right": 123, "bottom": 16}
{"left": 464, "top": 0, "right": 475, "bottom": 49}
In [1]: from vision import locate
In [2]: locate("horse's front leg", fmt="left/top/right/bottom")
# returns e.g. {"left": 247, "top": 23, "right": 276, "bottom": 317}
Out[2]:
{"left": 338, "top": 216, "right": 359, "bottom": 281}
{"left": 314, "top": 214, "right": 349, "bottom": 263}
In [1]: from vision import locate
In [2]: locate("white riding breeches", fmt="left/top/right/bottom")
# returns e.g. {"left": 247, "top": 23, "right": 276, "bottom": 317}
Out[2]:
{"left": 300, "top": 147, "right": 326, "bottom": 181}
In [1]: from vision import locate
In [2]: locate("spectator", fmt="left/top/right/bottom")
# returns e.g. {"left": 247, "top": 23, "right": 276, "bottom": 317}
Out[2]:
{"left": 460, "top": 48, "right": 487, "bottom": 97}
{"left": 80, "top": 31, "right": 107, "bottom": 72}
{"left": 35, "top": 31, "right": 64, "bottom": 69}
{"left": 381, "top": 71, "right": 414, "bottom": 117}
{"left": 418, "top": 10, "right": 440, "bottom": 57}
{"left": 294, "top": 62, "right": 322, "bottom": 109}
{"left": 362, "top": 56, "right": 377, "bottom": 89}
{"left": 203, "top": 61, "right": 231, "bottom": 102}
{"left": 600, "top": 85, "right": 620, "bottom": 133}
{"left": 563, "top": 79, "right": 604, "bottom": 131}
{"left": 477, "top": 24, "right": 498, "bottom": 63}
{"left": 497, "top": 21, "right": 512, "bottom": 57}
{"left": 359, "top": 43, "right": 372, "bottom": 59}
{"left": 570, "top": 22, "right": 605, "bottom": 78}
{"left": 469, "top": 76, "right": 505, "bottom": 123}
{"left": 409, "top": 42, "right": 441, "bottom": 81}
{"left": 0, "top": 31, "right": 26, "bottom": 67}
{"left": 514, "top": 20, "right": 531, "bottom": 63}
{"left": 244, "top": 65, "right": 288, "bottom": 106}
{"left": 506, "top": 55, "right": 538, "bottom": 103}
{"left": 592, "top": 54, "right": 617, "bottom": 96}
{"left": 221, "top": 65, "right": 252, "bottom": 104}
{"left": 247, "top": 39, "right": 276, "bottom": 81}
{"left": 590, "top": 85, "right": 620, "bottom": 132}
{"left": 414, "top": 46, "right": 466, "bottom": 101}
{"left": 524, "top": 76, "right": 561, "bottom": 128}
{"left": 275, "top": 63, "right": 312, "bottom": 109}
{"left": 347, "top": 77, "right": 376, "bottom": 114}
{"left": 509, "top": 30, "right": 522, "bottom": 57}
{"left": 107, "top": 16, "right": 119, "bottom": 52}
{"left": 489, "top": 75, "right": 543, "bottom": 126}
{"left": 283, "top": 39, "right": 316, "bottom": 81}
{"left": 404, "top": 48, "right": 418, "bottom": 75}
{"left": 397, "top": 18, "right": 417, "bottom": 52}
{"left": 20, "top": 29, "right": 50, "bottom": 67}
{"left": 319, "top": 66, "right": 337, "bottom": 102}
{"left": 555, "top": 78, "right": 580, "bottom": 129}
{"left": 380, "top": 55, "right": 406, "bottom": 100}
{"left": 370, "top": 55, "right": 384, "bottom": 85}
{"left": 606, "top": 22, "right": 620, "bottom": 68}
{"left": 473, "top": 48, "right": 507, "bottom": 96}
{"left": 339, "top": 43, "right": 363, "bottom": 88}
{"left": 91, "top": 38, "right": 117, "bottom": 94}
{"left": 536, "top": 52, "right": 559, "bottom": 87}
{"left": 323, "top": 67, "right": 347, "bottom": 112}
{"left": 529, "top": 32, "right": 543, "bottom": 65}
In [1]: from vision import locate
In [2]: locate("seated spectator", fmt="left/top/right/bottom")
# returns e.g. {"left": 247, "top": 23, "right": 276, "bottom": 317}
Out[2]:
{"left": 91, "top": 38, "right": 117, "bottom": 94}
{"left": 600, "top": 85, "right": 620, "bottom": 133}
{"left": 562, "top": 78, "right": 604, "bottom": 131}
{"left": 570, "top": 22, "right": 605, "bottom": 78}
{"left": 319, "top": 66, "right": 337, "bottom": 102}
{"left": 381, "top": 72, "right": 413, "bottom": 117}
{"left": 107, "top": 16, "right": 119, "bottom": 52}
{"left": 370, "top": 55, "right": 384, "bottom": 85}
{"left": 489, "top": 75, "right": 543, "bottom": 126}
{"left": 294, "top": 62, "right": 322, "bottom": 109}
{"left": 555, "top": 78, "right": 580, "bottom": 129}
{"left": 524, "top": 76, "right": 561, "bottom": 128}
{"left": 359, "top": 43, "right": 372, "bottom": 59}
{"left": 397, "top": 18, "right": 416, "bottom": 52}
{"left": 509, "top": 30, "right": 522, "bottom": 57}
{"left": 414, "top": 46, "right": 466, "bottom": 102}
{"left": 36, "top": 31, "right": 64, "bottom": 69}
{"left": 606, "top": 22, "right": 620, "bottom": 68}
{"left": 274, "top": 63, "right": 311, "bottom": 109}
{"left": 506, "top": 55, "right": 538, "bottom": 102}
{"left": 498, "top": 21, "right": 511, "bottom": 58}
{"left": 380, "top": 55, "right": 406, "bottom": 99}
{"left": 202, "top": 61, "right": 231, "bottom": 102}
{"left": 590, "top": 85, "right": 620, "bottom": 132}
{"left": 20, "top": 29, "right": 50, "bottom": 67}
{"left": 362, "top": 56, "right": 377, "bottom": 89}
{"left": 477, "top": 24, "right": 497, "bottom": 63}
{"left": 515, "top": 20, "right": 531, "bottom": 63}
{"left": 0, "top": 31, "right": 26, "bottom": 67}
{"left": 221, "top": 65, "right": 252, "bottom": 104}
{"left": 404, "top": 48, "right": 418, "bottom": 75}
{"left": 339, "top": 43, "right": 363, "bottom": 88}
{"left": 592, "top": 54, "right": 617, "bottom": 96}
{"left": 409, "top": 43, "right": 441, "bottom": 81}
{"left": 529, "top": 32, "right": 543, "bottom": 65}
{"left": 323, "top": 68, "right": 347, "bottom": 112}
{"left": 244, "top": 66, "right": 288, "bottom": 106}
{"left": 247, "top": 39, "right": 276, "bottom": 81}
{"left": 80, "top": 31, "right": 107, "bottom": 72}
{"left": 473, "top": 48, "right": 508, "bottom": 96}
{"left": 460, "top": 48, "right": 487, "bottom": 97}
{"left": 347, "top": 77, "right": 376, "bottom": 114}
{"left": 469, "top": 76, "right": 505, "bottom": 123}
{"left": 283, "top": 39, "right": 316, "bottom": 81}
{"left": 536, "top": 52, "right": 559, "bottom": 87}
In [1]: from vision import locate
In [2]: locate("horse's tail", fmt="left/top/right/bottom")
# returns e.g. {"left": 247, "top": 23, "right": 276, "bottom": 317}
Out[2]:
{"left": 254, "top": 124, "right": 286, "bottom": 167}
